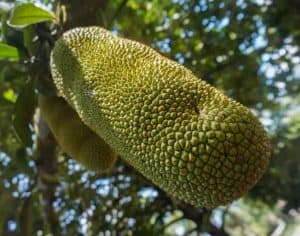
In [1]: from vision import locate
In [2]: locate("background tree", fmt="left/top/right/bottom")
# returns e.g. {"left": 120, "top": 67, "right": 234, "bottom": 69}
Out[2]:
{"left": 0, "top": 0, "right": 299, "bottom": 235}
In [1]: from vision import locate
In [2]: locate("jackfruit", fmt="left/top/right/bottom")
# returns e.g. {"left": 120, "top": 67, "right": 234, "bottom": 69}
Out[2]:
{"left": 50, "top": 27, "right": 271, "bottom": 208}
{"left": 38, "top": 95, "right": 117, "bottom": 172}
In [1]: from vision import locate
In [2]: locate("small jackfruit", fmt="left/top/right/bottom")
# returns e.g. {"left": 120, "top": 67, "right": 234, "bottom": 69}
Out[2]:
{"left": 50, "top": 27, "right": 271, "bottom": 208}
{"left": 38, "top": 95, "right": 117, "bottom": 172}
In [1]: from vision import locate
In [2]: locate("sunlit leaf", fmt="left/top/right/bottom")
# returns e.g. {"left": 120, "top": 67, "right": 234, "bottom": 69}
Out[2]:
{"left": 8, "top": 3, "right": 57, "bottom": 28}
{"left": 0, "top": 43, "right": 19, "bottom": 60}
{"left": 3, "top": 88, "right": 17, "bottom": 103}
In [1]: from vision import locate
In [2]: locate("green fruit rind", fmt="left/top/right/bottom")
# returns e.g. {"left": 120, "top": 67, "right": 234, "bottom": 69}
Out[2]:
{"left": 50, "top": 27, "right": 271, "bottom": 208}
{"left": 38, "top": 95, "right": 117, "bottom": 172}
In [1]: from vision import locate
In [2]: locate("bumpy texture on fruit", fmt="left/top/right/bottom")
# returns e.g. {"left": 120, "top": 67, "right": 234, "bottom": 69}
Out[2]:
{"left": 38, "top": 95, "right": 117, "bottom": 172}
{"left": 50, "top": 27, "right": 271, "bottom": 208}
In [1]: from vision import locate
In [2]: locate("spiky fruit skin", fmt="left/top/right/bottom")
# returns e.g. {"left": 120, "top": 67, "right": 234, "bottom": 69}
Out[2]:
{"left": 38, "top": 95, "right": 117, "bottom": 172}
{"left": 50, "top": 27, "right": 271, "bottom": 208}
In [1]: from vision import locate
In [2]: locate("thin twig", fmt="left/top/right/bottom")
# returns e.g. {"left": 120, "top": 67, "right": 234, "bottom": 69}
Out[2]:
{"left": 108, "top": 0, "right": 129, "bottom": 29}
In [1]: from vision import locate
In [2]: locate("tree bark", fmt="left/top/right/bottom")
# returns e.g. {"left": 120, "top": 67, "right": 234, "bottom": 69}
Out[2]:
{"left": 35, "top": 111, "right": 60, "bottom": 235}
{"left": 59, "top": 0, "right": 110, "bottom": 30}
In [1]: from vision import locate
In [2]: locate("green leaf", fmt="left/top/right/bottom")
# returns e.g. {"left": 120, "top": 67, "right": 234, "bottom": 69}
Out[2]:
{"left": 3, "top": 88, "right": 17, "bottom": 103}
{"left": 8, "top": 3, "right": 57, "bottom": 28}
{"left": 0, "top": 43, "right": 19, "bottom": 60}
{"left": 13, "top": 79, "right": 37, "bottom": 147}
{"left": 23, "top": 26, "right": 36, "bottom": 55}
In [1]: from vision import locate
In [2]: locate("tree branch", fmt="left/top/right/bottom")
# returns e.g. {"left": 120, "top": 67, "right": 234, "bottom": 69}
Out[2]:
{"left": 108, "top": 0, "right": 129, "bottom": 28}
{"left": 59, "top": 0, "right": 110, "bottom": 30}
{"left": 34, "top": 111, "right": 60, "bottom": 235}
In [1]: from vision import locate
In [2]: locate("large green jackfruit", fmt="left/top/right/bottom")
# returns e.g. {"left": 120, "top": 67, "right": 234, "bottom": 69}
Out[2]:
{"left": 50, "top": 27, "right": 271, "bottom": 208}
{"left": 38, "top": 95, "right": 117, "bottom": 172}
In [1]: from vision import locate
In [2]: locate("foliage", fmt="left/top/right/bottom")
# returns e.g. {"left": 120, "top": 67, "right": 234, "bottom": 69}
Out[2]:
{"left": 7, "top": 2, "right": 57, "bottom": 28}
{"left": 0, "top": 0, "right": 299, "bottom": 235}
